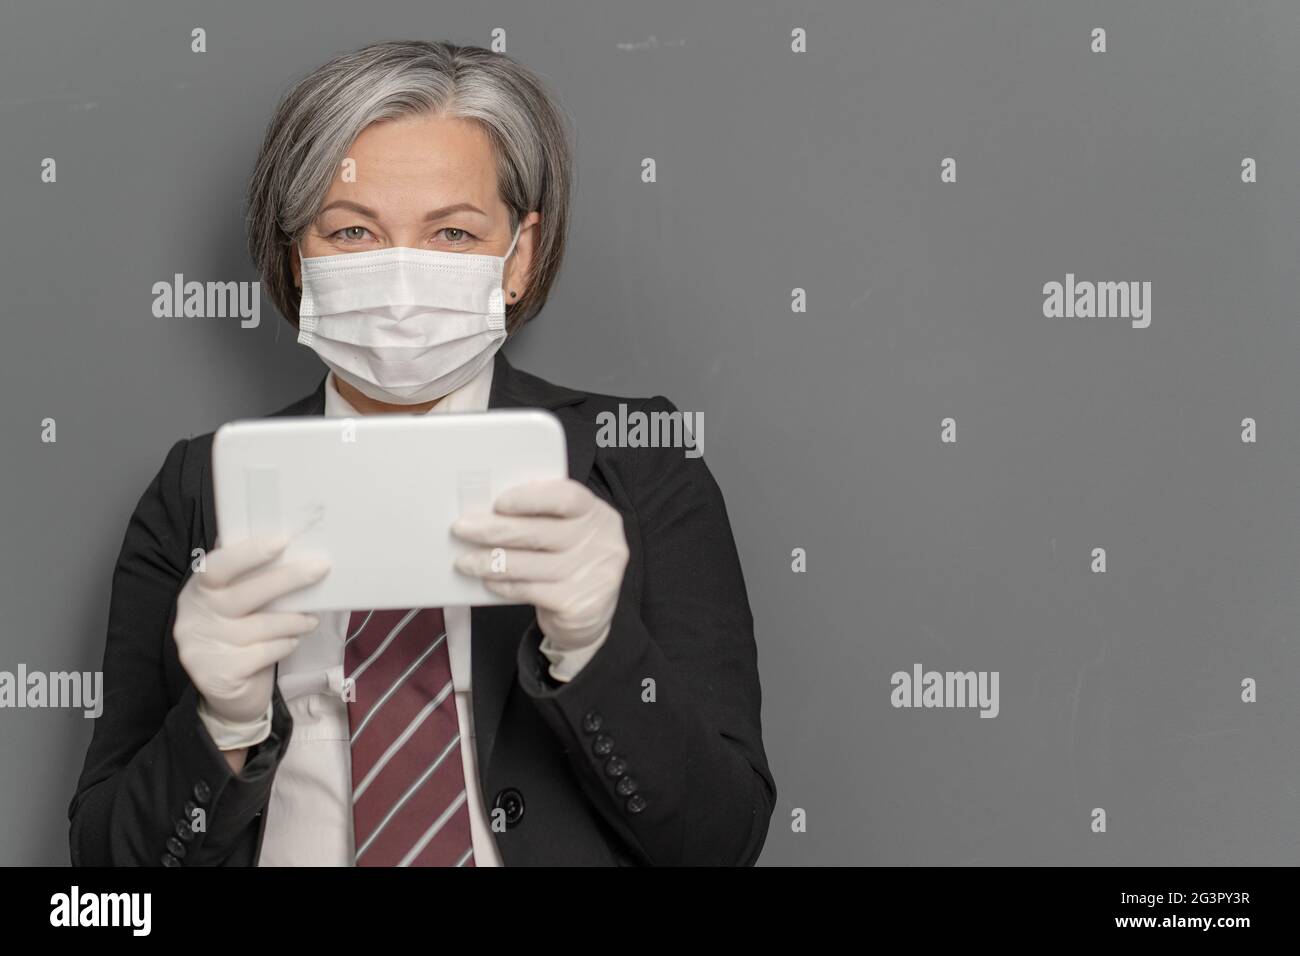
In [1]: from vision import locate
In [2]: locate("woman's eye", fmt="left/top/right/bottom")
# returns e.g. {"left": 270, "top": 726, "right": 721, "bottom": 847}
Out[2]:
{"left": 332, "top": 226, "right": 372, "bottom": 242}
{"left": 439, "top": 227, "right": 477, "bottom": 244}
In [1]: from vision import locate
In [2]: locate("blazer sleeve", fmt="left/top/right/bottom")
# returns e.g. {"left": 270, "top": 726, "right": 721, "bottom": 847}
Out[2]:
{"left": 516, "top": 395, "right": 777, "bottom": 865}
{"left": 68, "top": 438, "right": 292, "bottom": 866}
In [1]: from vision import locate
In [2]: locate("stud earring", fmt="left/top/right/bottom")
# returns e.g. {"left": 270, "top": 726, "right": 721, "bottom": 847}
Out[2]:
{"left": 509, "top": 290, "right": 518, "bottom": 298}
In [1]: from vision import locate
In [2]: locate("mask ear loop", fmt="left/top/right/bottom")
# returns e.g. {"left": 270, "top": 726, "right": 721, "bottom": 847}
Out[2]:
{"left": 490, "top": 222, "right": 523, "bottom": 331}
{"left": 295, "top": 240, "right": 317, "bottom": 343}
{"left": 503, "top": 221, "right": 522, "bottom": 262}
{"left": 498, "top": 221, "right": 523, "bottom": 315}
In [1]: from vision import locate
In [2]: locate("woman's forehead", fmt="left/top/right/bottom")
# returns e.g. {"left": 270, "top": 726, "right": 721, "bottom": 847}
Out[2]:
{"left": 349, "top": 114, "right": 493, "bottom": 172}
{"left": 324, "top": 115, "right": 499, "bottom": 217}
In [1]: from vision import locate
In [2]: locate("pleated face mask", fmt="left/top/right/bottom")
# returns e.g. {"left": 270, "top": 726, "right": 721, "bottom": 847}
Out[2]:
{"left": 296, "top": 221, "right": 521, "bottom": 405}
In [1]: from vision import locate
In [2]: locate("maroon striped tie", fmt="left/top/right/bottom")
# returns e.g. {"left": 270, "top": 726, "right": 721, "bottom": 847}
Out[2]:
{"left": 344, "top": 607, "right": 475, "bottom": 867}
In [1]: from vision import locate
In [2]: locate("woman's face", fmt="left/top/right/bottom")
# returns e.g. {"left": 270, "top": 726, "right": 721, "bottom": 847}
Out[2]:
{"left": 290, "top": 112, "right": 536, "bottom": 293}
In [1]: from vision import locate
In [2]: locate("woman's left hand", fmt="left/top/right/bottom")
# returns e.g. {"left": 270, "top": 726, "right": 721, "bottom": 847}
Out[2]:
{"left": 451, "top": 478, "right": 629, "bottom": 652}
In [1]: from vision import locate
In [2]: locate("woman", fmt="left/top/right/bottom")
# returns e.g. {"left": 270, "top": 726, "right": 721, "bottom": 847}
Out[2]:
{"left": 69, "top": 40, "right": 774, "bottom": 867}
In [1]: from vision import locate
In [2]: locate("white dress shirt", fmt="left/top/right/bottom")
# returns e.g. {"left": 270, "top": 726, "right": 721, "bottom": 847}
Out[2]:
{"left": 256, "top": 362, "right": 602, "bottom": 866}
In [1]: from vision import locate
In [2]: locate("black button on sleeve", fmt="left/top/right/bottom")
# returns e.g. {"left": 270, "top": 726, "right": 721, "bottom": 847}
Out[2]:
{"left": 192, "top": 780, "right": 212, "bottom": 803}
{"left": 161, "top": 853, "right": 181, "bottom": 867}
{"left": 174, "top": 818, "right": 195, "bottom": 842}
{"left": 626, "top": 794, "right": 647, "bottom": 815}
{"left": 592, "top": 734, "right": 615, "bottom": 757}
{"left": 616, "top": 776, "right": 639, "bottom": 796}
{"left": 165, "top": 837, "right": 187, "bottom": 858}
{"left": 581, "top": 711, "right": 603, "bottom": 734}
{"left": 604, "top": 756, "right": 627, "bottom": 778}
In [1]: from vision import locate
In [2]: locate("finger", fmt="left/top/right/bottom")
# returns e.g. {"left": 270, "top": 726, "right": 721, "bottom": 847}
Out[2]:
{"left": 227, "top": 636, "right": 303, "bottom": 679}
{"left": 454, "top": 548, "right": 572, "bottom": 583}
{"left": 200, "top": 534, "right": 291, "bottom": 588}
{"left": 481, "top": 577, "right": 551, "bottom": 607}
{"left": 214, "top": 558, "right": 331, "bottom": 618}
{"left": 225, "top": 611, "right": 321, "bottom": 648}
{"left": 451, "top": 513, "right": 575, "bottom": 552}
{"left": 493, "top": 479, "right": 591, "bottom": 518}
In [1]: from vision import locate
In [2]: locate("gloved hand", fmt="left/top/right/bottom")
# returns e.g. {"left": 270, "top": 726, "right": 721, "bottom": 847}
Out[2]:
{"left": 173, "top": 534, "right": 329, "bottom": 749}
{"left": 451, "top": 479, "right": 629, "bottom": 658}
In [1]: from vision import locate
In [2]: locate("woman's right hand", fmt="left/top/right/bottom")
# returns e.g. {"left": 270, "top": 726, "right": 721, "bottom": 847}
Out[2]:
{"left": 173, "top": 534, "right": 330, "bottom": 745}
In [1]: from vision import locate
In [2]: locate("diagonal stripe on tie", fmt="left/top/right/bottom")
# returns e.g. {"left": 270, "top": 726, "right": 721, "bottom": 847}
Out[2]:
{"left": 397, "top": 790, "right": 469, "bottom": 866}
{"left": 352, "top": 679, "right": 455, "bottom": 801}
{"left": 351, "top": 630, "right": 447, "bottom": 743}
{"left": 345, "top": 607, "right": 475, "bottom": 867}
{"left": 356, "top": 737, "right": 462, "bottom": 861}
{"left": 350, "top": 607, "right": 421, "bottom": 682}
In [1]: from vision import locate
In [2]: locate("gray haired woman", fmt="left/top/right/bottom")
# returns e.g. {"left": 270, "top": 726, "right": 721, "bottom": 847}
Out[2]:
{"left": 70, "top": 40, "right": 775, "bottom": 867}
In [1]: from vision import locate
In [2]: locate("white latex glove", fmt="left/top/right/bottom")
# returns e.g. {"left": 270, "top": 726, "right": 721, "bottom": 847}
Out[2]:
{"left": 451, "top": 479, "right": 629, "bottom": 658}
{"left": 173, "top": 534, "right": 329, "bottom": 749}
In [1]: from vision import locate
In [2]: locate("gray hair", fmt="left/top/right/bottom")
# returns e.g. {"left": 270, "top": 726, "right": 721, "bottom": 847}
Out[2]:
{"left": 246, "top": 39, "right": 573, "bottom": 334}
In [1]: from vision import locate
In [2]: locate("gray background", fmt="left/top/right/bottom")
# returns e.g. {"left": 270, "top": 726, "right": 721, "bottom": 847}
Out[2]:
{"left": 3, "top": 0, "right": 1299, "bottom": 865}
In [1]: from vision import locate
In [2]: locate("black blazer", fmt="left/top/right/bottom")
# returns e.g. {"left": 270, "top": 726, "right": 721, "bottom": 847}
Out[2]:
{"left": 69, "top": 351, "right": 776, "bottom": 866}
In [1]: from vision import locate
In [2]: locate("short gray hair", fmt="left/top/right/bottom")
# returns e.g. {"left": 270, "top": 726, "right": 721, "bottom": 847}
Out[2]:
{"left": 246, "top": 40, "right": 573, "bottom": 334}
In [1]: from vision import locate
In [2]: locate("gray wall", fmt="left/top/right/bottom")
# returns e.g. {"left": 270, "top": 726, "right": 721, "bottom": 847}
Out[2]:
{"left": 3, "top": 0, "right": 1299, "bottom": 865}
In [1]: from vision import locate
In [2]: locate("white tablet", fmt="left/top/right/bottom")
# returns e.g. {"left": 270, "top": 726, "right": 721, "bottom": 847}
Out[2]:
{"left": 211, "top": 410, "right": 568, "bottom": 611}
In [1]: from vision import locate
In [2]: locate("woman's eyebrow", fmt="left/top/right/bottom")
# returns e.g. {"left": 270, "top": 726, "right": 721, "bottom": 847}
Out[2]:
{"left": 317, "top": 199, "right": 487, "bottom": 222}
{"left": 422, "top": 202, "right": 487, "bottom": 221}
{"left": 318, "top": 200, "right": 487, "bottom": 221}
{"left": 318, "top": 199, "right": 380, "bottom": 218}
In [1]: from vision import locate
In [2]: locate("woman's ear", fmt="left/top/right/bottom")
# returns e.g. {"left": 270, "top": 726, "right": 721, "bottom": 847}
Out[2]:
{"left": 289, "top": 240, "right": 302, "bottom": 289}
{"left": 505, "top": 212, "right": 541, "bottom": 301}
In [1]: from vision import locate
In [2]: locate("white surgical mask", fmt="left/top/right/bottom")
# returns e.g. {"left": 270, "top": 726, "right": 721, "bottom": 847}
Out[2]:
{"left": 296, "top": 222, "right": 522, "bottom": 405}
